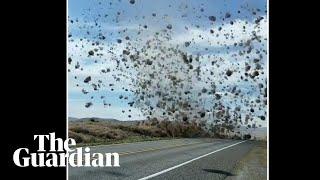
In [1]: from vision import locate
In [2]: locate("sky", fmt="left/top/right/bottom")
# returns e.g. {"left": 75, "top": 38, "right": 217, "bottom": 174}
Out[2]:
{"left": 68, "top": 0, "right": 267, "bottom": 126}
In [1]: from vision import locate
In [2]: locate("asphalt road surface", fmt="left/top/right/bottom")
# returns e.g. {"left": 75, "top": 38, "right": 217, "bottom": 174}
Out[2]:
{"left": 69, "top": 138, "right": 256, "bottom": 180}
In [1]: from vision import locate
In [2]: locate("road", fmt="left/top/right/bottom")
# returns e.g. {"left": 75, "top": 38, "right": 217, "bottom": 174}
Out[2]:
{"left": 69, "top": 138, "right": 256, "bottom": 180}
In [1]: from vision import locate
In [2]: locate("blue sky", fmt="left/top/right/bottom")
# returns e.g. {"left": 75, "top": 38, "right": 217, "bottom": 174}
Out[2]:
{"left": 68, "top": 0, "right": 267, "bottom": 126}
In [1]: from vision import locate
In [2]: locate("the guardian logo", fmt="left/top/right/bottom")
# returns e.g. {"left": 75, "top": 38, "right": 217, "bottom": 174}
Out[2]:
{"left": 13, "top": 133, "right": 120, "bottom": 167}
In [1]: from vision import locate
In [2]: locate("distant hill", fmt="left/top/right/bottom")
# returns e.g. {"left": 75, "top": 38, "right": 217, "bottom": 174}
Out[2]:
{"left": 68, "top": 117, "right": 140, "bottom": 125}
{"left": 68, "top": 117, "right": 79, "bottom": 121}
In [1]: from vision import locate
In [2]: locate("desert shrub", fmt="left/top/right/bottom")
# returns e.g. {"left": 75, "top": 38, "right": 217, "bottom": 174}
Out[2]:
{"left": 69, "top": 126, "right": 90, "bottom": 134}
{"left": 68, "top": 131, "right": 84, "bottom": 143}
{"left": 131, "top": 126, "right": 153, "bottom": 136}
{"left": 99, "top": 129, "right": 128, "bottom": 140}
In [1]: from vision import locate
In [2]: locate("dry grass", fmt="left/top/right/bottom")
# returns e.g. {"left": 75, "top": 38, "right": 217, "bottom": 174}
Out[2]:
{"left": 68, "top": 119, "right": 208, "bottom": 146}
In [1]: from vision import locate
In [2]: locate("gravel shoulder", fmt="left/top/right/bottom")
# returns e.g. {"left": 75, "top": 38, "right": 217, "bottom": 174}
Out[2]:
{"left": 226, "top": 141, "right": 267, "bottom": 180}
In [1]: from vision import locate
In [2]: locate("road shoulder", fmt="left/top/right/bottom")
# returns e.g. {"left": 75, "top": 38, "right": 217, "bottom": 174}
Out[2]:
{"left": 226, "top": 141, "right": 267, "bottom": 180}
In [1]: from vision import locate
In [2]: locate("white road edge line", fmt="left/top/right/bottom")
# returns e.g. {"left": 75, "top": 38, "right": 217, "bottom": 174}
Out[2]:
{"left": 137, "top": 140, "right": 247, "bottom": 180}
